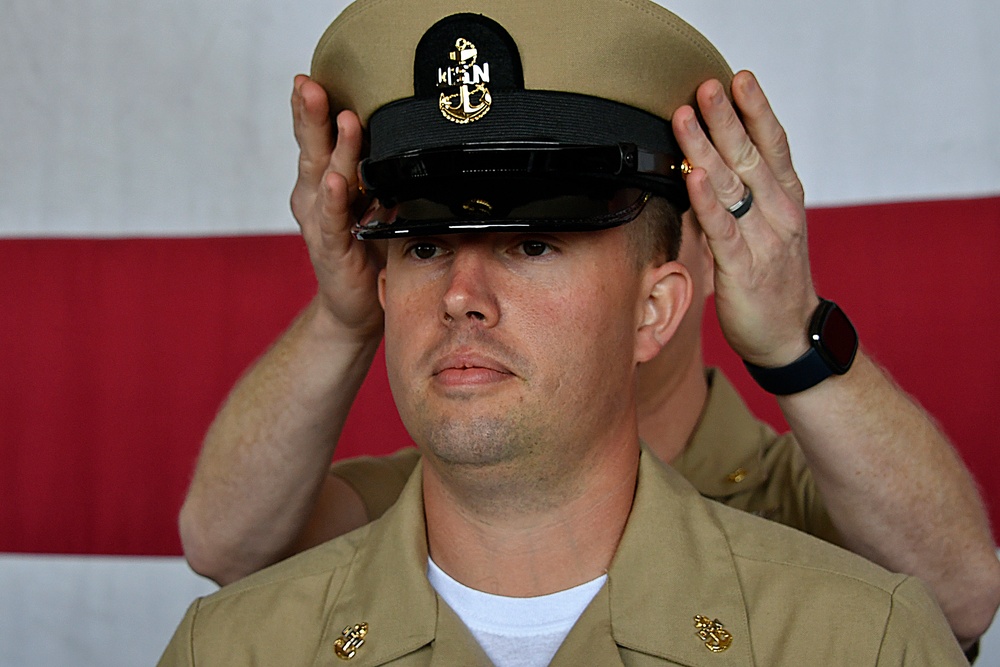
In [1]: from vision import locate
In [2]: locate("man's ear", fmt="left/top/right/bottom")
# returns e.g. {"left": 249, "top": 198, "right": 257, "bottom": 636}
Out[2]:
{"left": 635, "top": 260, "right": 693, "bottom": 364}
{"left": 377, "top": 267, "right": 388, "bottom": 309}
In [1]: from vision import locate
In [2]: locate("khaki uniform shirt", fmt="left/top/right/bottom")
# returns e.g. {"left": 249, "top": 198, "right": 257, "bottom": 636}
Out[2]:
{"left": 332, "top": 370, "right": 838, "bottom": 542}
{"left": 159, "top": 449, "right": 965, "bottom": 666}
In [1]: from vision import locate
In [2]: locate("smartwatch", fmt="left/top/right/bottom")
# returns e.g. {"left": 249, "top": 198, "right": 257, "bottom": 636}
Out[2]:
{"left": 744, "top": 299, "right": 858, "bottom": 396}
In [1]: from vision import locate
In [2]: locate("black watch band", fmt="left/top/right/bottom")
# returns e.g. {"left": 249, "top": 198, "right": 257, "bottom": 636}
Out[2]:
{"left": 743, "top": 299, "right": 858, "bottom": 396}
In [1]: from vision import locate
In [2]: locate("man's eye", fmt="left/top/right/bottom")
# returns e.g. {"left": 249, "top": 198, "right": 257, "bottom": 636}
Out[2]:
{"left": 520, "top": 240, "right": 550, "bottom": 257}
{"left": 409, "top": 243, "right": 439, "bottom": 260}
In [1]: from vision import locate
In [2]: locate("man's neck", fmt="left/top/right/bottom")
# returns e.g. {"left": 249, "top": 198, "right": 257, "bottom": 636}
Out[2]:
{"left": 421, "top": 438, "right": 639, "bottom": 598}
{"left": 636, "top": 350, "right": 709, "bottom": 465}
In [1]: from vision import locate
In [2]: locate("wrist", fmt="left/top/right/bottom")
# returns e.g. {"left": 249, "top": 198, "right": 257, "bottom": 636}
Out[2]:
{"left": 743, "top": 298, "right": 858, "bottom": 395}
{"left": 730, "top": 295, "right": 821, "bottom": 369}
{"left": 304, "top": 295, "right": 384, "bottom": 352}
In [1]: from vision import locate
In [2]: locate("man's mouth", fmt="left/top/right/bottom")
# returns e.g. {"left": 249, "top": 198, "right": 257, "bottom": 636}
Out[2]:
{"left": 431, "top": 352, "right": 515, "bottom": 387}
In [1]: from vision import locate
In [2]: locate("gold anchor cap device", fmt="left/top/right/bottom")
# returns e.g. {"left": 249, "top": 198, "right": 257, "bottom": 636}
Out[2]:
{"left": 311, "top": 0, "right": 733, "bottom": 239}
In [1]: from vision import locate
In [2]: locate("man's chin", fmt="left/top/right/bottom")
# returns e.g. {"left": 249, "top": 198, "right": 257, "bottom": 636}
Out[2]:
{"left": 414, "top": 416, "right": 539, "bottom": 468}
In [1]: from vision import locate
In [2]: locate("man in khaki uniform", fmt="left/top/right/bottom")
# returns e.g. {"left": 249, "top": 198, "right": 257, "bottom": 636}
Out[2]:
{"left": 161, "top": 453, "right": 961, "bottom": 665}
{"left": 179, "top": 0, "right": 999, "bottom": 654}
{"left": 160, "top": 1, "right": 972, "bottom": 664}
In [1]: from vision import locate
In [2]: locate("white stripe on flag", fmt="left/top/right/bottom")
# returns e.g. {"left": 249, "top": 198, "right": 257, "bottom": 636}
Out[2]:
{"left": 1, "top": 0, "right": 998, "bottom": 238}
{"left": 1, "top": 552, "right": 998, "bottom": 665}
{"left": 0, "top": 554, "right": 217, "bottom": 667}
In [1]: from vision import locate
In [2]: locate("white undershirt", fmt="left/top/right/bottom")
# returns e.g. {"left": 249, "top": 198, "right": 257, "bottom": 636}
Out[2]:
{"left": 427, "top": 557, "right": 607, "bottom": 667}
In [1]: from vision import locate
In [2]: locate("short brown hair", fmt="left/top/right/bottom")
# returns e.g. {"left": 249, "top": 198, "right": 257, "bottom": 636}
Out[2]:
{"left": 625, "top": 196, "right": 683, "bottom": 268}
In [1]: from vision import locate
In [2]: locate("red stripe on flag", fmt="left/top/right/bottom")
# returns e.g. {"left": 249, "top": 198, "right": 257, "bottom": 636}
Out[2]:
{"left": 2, "top": 196, "right": 998, "bottom": 556}
{"left": 0, "top": 236, "right": 410, "bottom": 556}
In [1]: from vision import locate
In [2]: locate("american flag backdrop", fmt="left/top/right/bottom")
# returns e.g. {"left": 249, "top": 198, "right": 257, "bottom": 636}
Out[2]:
{"left": 2, "top": 1, "right": 999, "bottom": 664}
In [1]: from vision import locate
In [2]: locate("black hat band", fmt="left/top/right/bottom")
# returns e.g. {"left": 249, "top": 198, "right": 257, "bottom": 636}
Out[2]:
{"left": 368, "top": 89, "right": 681, "bottom": 161}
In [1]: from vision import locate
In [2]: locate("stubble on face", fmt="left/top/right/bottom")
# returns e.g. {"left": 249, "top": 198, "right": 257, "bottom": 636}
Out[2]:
{"left": 394, "top": 326, "right": 543, "bottom": 466}
{"left": 415, "top": 399, "right": 596, "bottom": 516}
{"left": 394, "top": 322, "right": 636, "bottom": 517}
{"left": 382, "top": 227, "right": 646, "bottom": 511}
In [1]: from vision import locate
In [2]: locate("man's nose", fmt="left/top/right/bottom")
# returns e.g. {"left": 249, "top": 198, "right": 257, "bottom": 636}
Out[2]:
{"left": 440, "top": 248, "right": 500, "bottom": 327}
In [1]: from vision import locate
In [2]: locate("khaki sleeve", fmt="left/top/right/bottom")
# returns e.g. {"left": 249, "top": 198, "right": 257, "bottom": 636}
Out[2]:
{"left": 755, "top": 431, "right": 841, "bottom": 544}
{"left": 156, "top": 598, "right": 199, "bottom": 667}
{"left": 329, "top": 448, "right": 421, "bottom": 521}
{"left": 877, "top": 577, "right": 968, "bottom": 666}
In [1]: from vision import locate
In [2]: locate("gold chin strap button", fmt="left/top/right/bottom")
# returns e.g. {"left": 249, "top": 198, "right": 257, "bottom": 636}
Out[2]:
{"left": 334, "top": 622, "right": 369, "bottom": 660}
{"left": 670, "top": 158, "right": 694, "bottom": 178}
{"left": 694, "top": 615, "right": 733, "bottom": 653}
{"left": 726, "top": 468, "right": 748, "bottom": 484}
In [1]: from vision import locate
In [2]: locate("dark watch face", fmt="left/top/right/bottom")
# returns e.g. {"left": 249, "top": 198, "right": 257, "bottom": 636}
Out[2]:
{"left": 811, "top": 302, "right": 858, "bottom": 373}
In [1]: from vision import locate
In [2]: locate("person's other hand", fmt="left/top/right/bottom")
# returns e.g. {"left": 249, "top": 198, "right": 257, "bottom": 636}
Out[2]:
{"left": 290, "top": 74, "right": 384, "bottom": 341}
{"left": 672, "top": 70, "right": 819, "bottom": 367}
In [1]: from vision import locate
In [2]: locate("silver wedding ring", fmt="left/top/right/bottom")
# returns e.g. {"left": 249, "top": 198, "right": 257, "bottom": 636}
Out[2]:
{"left": 726, "top": 185, "right": 754, "bottom": 219}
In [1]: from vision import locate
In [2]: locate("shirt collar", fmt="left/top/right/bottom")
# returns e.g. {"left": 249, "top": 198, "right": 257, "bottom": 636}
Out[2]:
{"left": 329, "top": 449, "right": 755, "bottom": 666}
{"left": 325, "top": 459, "right": 442, "bottom": 665}
{"left": 601, "top": 448, "right": 754, "bottom": 665}
{"left": 671, "top": 369, "right": 775, "bottom": 499}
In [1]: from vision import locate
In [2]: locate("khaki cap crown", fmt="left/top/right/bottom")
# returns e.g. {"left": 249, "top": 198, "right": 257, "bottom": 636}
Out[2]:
{"left": 311, "top": 0, "right": 733, "bottom": 127}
